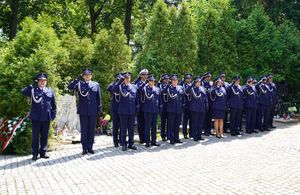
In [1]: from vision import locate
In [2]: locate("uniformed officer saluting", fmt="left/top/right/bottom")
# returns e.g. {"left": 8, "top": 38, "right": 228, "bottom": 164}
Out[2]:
{"left": 133, "top": 69, "right": 149, "bottom": 144}
{"left": 181, "top": 73, "right": 193, "bottom": 139}
{"left": 22, "top": 73, "right": 56, "bottom": 161}
{"left": 68, "top": 68, "right": 102, "bottom": 155}
{"left": 202, "top": 72, "right": 213, "bottom": 136}
{"left": 185, "top": 76, "right": 208, "bottom": 141}
{"left": 210, "top": 77, "right": 227, "bottom": 139}
{"left": 140, "top": 75, "right": 161, "bottom": 147}
{"left": 157, "top": 73, "right": 170, "bottom": 141}
{"left": 111, "top": 72, "right": 138, "bottom": 151}
{"left": 227, "top": 76, "right": 244, "bottom": 136}
{"left": 255, "top": 75, "right": 271, "bottom": 132}
{"left": 243, "top": 76, "right": 258, "bottom": 134}
{"left": 163, "top": 74, "right": 184, "bottom": 145}
{"left": 107, "top": 73, "right": 122, "bottom": 147}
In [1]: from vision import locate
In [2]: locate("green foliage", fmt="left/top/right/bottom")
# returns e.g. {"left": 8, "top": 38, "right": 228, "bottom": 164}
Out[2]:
{"left": 0, "top": 18, "right": 66, "bottom": 117}
{"left": 237, "top": 5, "right": 277, "bottom": 78}
{"left": 60, "top": 27, "right": 94, "bottom": 93}
{"left": 92, "top": 18, "right": 132, "bottom": 112}
{"left": 192, "top": 0, "right": 238, "bottom": 77}
{"left": 136, "top": 0, "right": 198, "bottom": 77}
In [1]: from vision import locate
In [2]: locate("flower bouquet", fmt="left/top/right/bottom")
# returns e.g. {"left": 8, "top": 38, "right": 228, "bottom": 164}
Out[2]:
{"left": 97, "top": 114, "right": 111, "bottom": 134}
{"left": 0, "top": 115, "right": 29, "bottom": 154}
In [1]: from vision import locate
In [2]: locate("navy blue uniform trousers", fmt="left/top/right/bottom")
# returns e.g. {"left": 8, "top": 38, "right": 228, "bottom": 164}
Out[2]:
{"left": 204, "top": 106, "right": 212, "bottom": 134}
{"left": 32, "top": 120, "right": 50, "bottom": 156}
{"left": 257, "top": 105, "right": 270, "bottom": 130}
{"left": 79, "top": 115, "right": 96, "bottom": 151}
{"left": 245, "top": 108, "right": 256, "bottom": 133}
{"left": 230, "top": 108, "right": 243, "bottom": 135}
{"left": 144, "top": 112, "right": 158, "bottom": 144}
{"left": 137, "top": 111, "right": 145, "bottom": 142}
{"left": 160, "top": 108, "right": 168, "bottom": 139}
{"left": 112, "top": 109, "right": 121, "bottom": 145}
{"left": 182, "top": 108, "right": 192, "bottom": 137}
{"left": 120, "top": 114, "right": 135, "bottom": 146}
{"left": 191, "top": 111, "right": 205, "bottom": 140}
{"left": 167, "top": 112, "right": 181, "bottom": 142}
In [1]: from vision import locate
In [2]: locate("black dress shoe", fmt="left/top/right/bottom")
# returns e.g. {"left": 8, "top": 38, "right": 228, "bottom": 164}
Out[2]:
{"left": 88, "top": 150, "right": 95, "bottom": 154}
{"left": 40, "top": 155, "right": 50, "bottom": 159}
{"left": 246, "top": 131, "right": 252, "bottom": 134}
{"left": 162, "top": 137, "right": 167, "bottom": 142}
{"left": 114, "top": 143, "right": 119, "bottom": 147}
{"left": 253, "top": 130, "right": 259, "bottom": 133}
{"left": 184, "top": 135, "right": 188, "bottom": 139}
{"left": 170, "top": 141, "right": 175, "bottom": 145}
{"left": 175, "top": 140, "right": 183, "bottom": 143}
{"left": 236, "top": 132, "right": 242, "bottom": 135}
{"left": 128, "top": 145, "right": 137, "bottom": 150}
{"left": 259, "top": 129, "right": 265, "bottom": 132}
{"left": 193, "top": 139, "right": 199, "bottom": 142}
{"left": 151, "top": 143, "right": 160, "bottom": 146}
{"left": 139, "top": 140, "right": 145, "bottom": 144}
{"left": 199, "top": 137, "right": 205, "bottom": 140}
{"left": 32, "top": 156, "right": 38, "bottom": 161}
{"left": 271, "top": 126, "right": 276, "bottom": 129}
{"left": 122, "top": 145, "right": 127, "bottom": 151}
{"left": 204, "top": 133, "right": 210, "bottom": 136}
{"left": 231, "top": 133, "right": 237, "bottom": 136}
{"left": 145, "top": 143, "right": 150, "bottom": 147}
{"left": 264, "top": 128, "right": 271, "bottom": 131}
{"left": 82, "top": 150, "right": 88, "bottom": 155}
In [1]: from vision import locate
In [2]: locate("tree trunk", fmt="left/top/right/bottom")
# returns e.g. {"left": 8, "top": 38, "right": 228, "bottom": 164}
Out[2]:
{"left": 124, "top": 0, "right": 133, "bottom": 45}
{"left": 89, "top": 3, "right": 97, "bottom": 35}
{"left": 9, "top": 0, "right": 19, "bottom": 40}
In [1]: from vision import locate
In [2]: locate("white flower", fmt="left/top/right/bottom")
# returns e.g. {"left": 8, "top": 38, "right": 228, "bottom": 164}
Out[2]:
{"left": 13, "top": 121, "right": 17, "bottom": 125}
{"left": 8, "top": 120, "right": 12, "bottom": 123}
{"left": 8, "top": 124, "right": 12, "bottom": 128}
{"left": 13, "top": 131, "right": 16, "bottom": 136}
{"left": 8, "top": 127, "right": 13, "bottom": 132}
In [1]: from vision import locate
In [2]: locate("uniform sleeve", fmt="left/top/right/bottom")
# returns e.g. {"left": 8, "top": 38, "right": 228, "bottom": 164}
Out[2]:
{"left": 111, "top": 79, "right": 122, "bottom": 93}
{"left": 97, "top": 85, "right": 102, "bottom": 114}
{"left": 68, "top": 79, "right": 80, "bottom": 91}
{"left": 107, "top": 82, "right": 114, "bottom": 93}
{"left": 22, "top": 85, "right": 33, "bottom": 97}
{"left": 51, "top": 91, "right": 57, "bottom": 120}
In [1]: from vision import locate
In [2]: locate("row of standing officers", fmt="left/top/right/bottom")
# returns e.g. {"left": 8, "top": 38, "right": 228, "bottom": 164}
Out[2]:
{"left": 22, "top": 68, "right": 277, "bottom": 160}
{"left": 108, "top": 70, "right": 278, "bottom": 151}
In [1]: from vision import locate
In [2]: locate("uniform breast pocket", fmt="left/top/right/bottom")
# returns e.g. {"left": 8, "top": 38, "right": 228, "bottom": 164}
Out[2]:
{"left": 91, "top": 86, "right": 98, "bottom": 92}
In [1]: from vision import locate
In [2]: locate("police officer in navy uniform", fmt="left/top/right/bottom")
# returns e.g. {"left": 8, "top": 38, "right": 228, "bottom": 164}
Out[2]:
{"left": 256, "top": 75, "right": 271, "bottom": 132}
{"left": 157, "top": 73, "right": 170, "bottom": 141}
{"left": 186, "top": 76, "right": 207, "bottom": 141}
{"left": 111, "top": 72, "right": 138, "bottom": 151}
{"left": 243, "top": 76, "right": 258, "bottom": 134}
{"left": 219, "top": 72, "right": 230, "bottom": 133}
{"left": 210, "top": 77, "right": 228, "bottom": 138}
{"left": 181, "top": 73, "right": 193, "bottom": 139}
{"left": 266, "top": 74, "right": 277, "bottom": 129}
{"left": 202, "top": 72, "right": 213, "bottom": 136}
{"left": 68, "top": 68, "right": 102, "bottom": 155}
{"left": 132, "top": 69, "right": 149, "bottom": 144}
{"left": 163, "top": 74, "right": 184, "bottom": 144}
{"left": 227, "top": 76, "right": 244, "bottom": 136}
{"left": 141, "top": 75, "right": 161, "bottom": 147}
{"left": 107, "top": 73, "right": 122, "bottom": 147}
{"left": 22, "top": 73, "right": 56, "bottom": 161}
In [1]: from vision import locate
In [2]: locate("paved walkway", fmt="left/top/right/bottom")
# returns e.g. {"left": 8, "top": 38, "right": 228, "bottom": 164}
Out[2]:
{"left": 1, "top": 122, "right": 300, "bottom": 194}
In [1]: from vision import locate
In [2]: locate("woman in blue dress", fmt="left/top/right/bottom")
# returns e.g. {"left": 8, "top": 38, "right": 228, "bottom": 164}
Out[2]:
{"left": 210, "top": 77, "right": 227, "bottom": 138}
